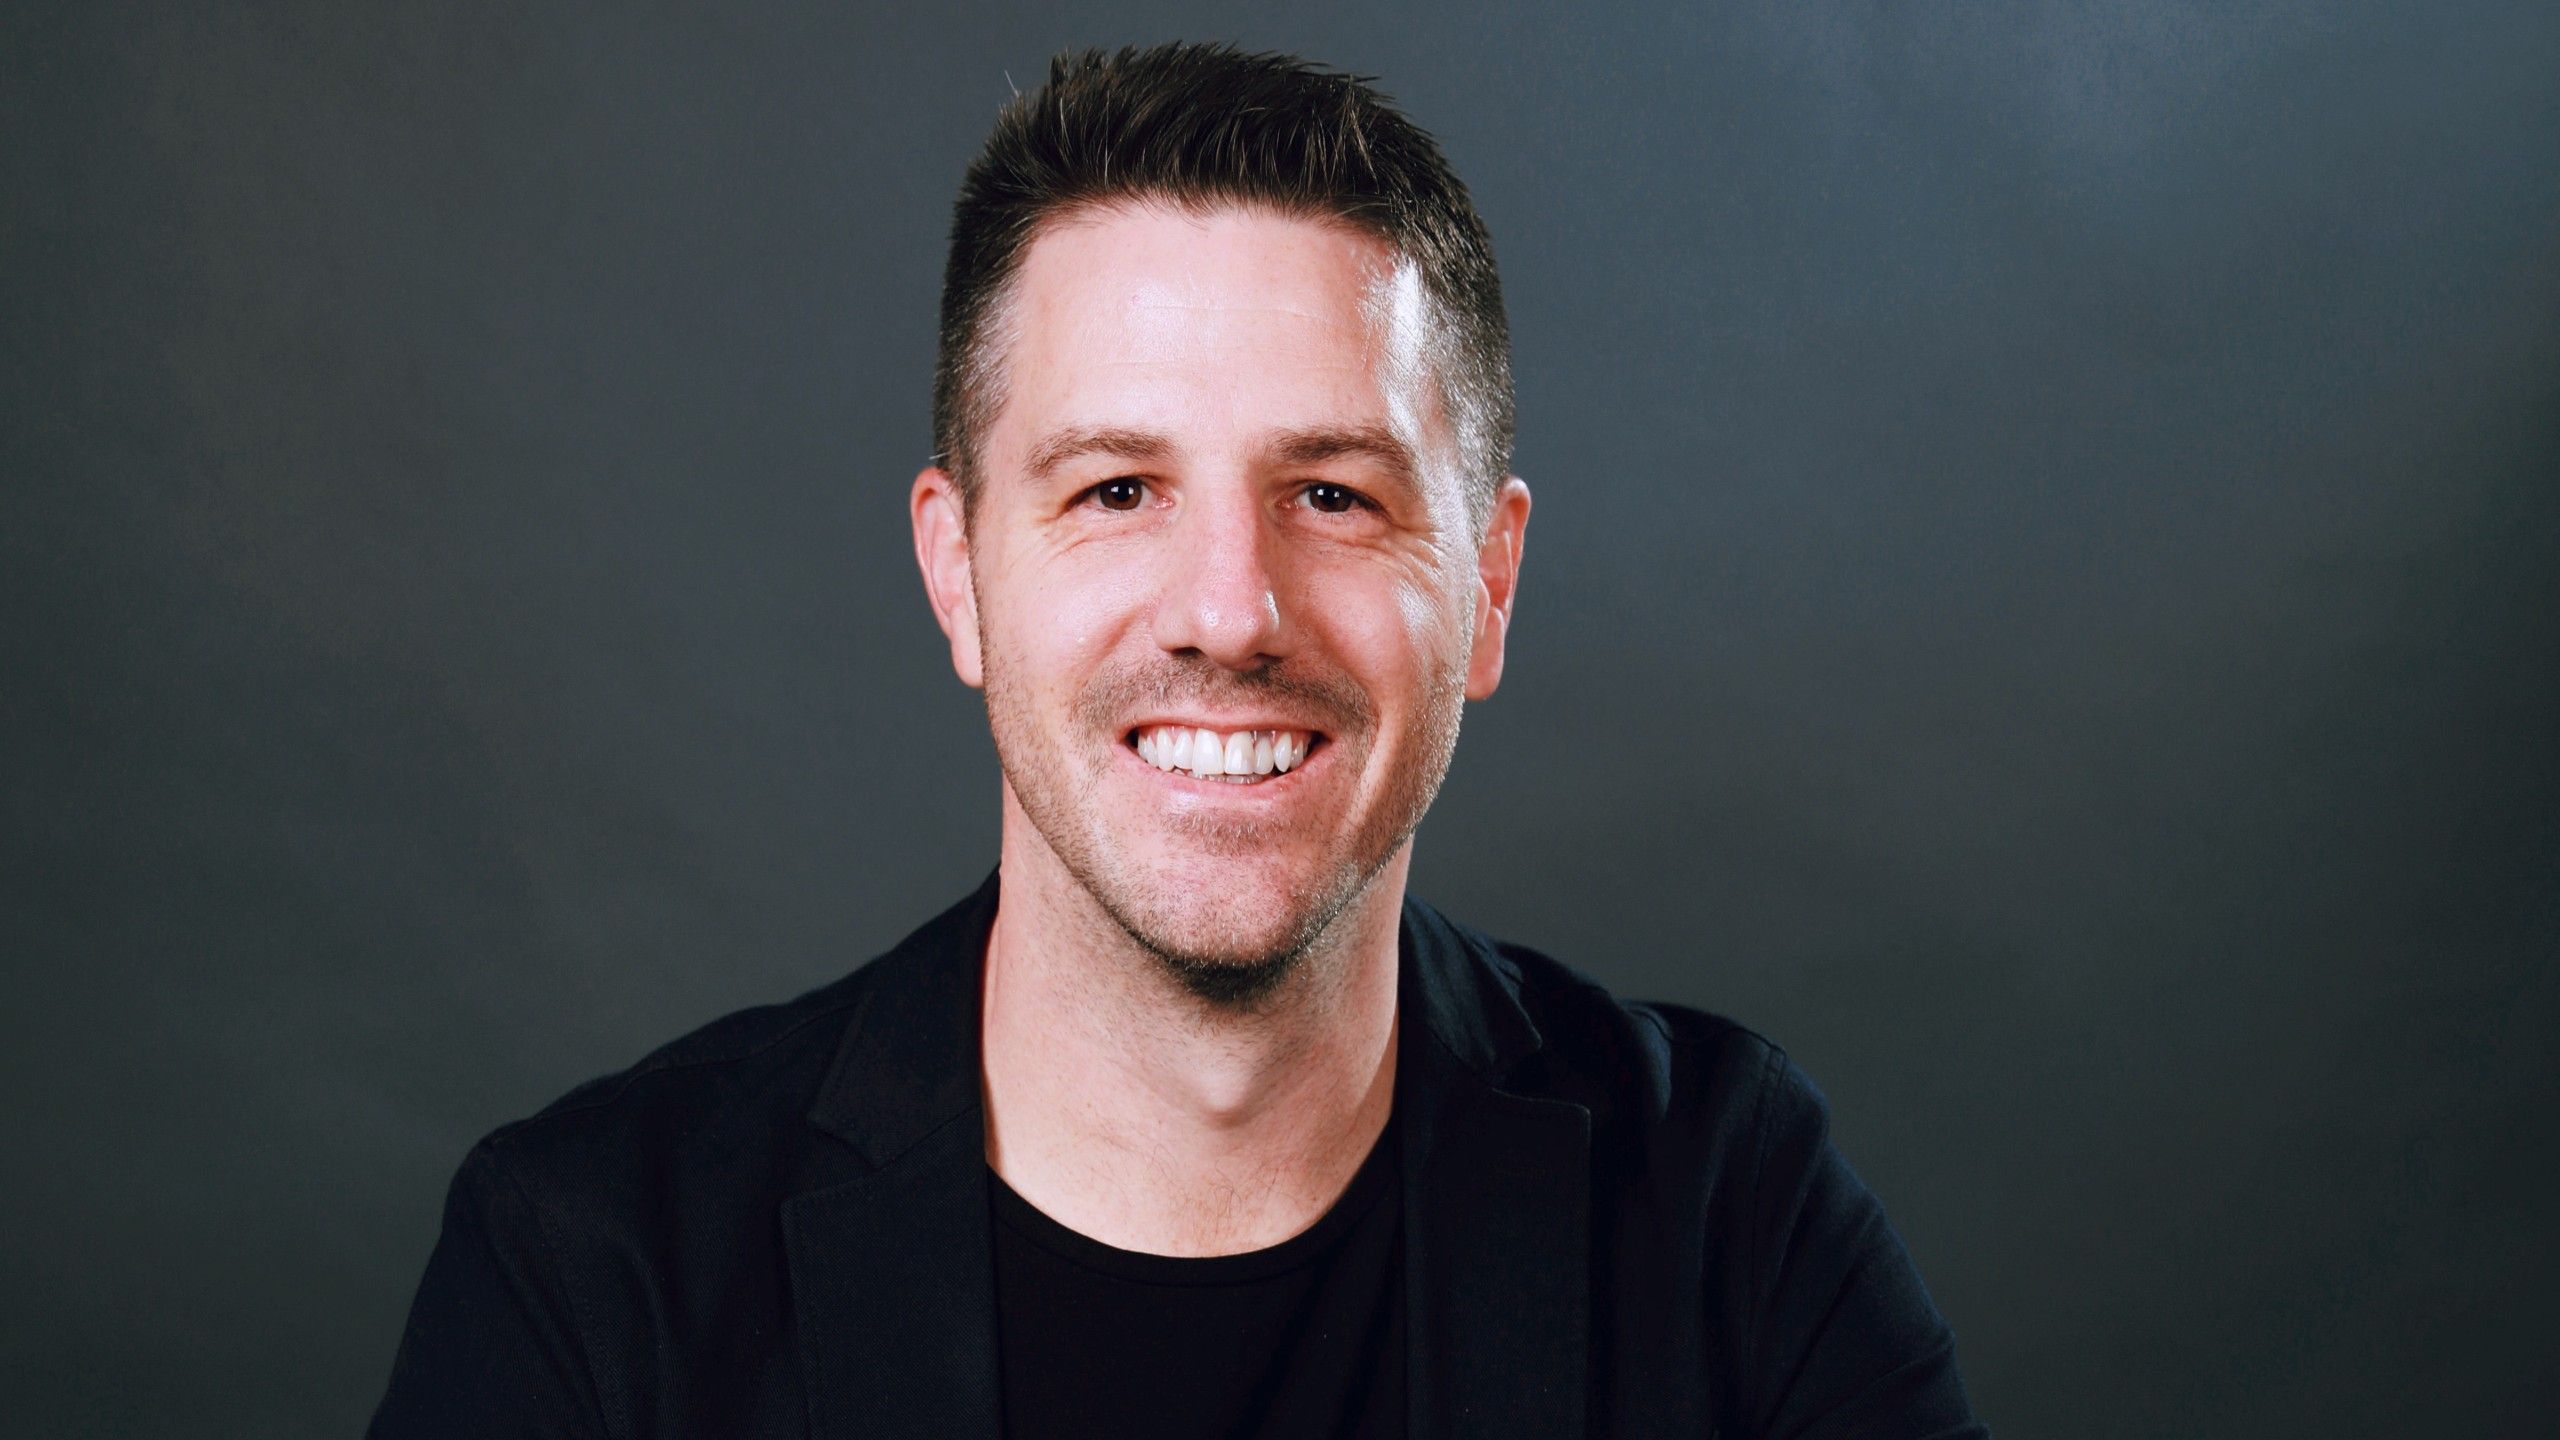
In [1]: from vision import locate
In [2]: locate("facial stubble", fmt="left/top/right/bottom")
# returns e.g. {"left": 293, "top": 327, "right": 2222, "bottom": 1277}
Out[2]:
{"left": 977, "top": 607, "right": 1469, "bottom": 1011}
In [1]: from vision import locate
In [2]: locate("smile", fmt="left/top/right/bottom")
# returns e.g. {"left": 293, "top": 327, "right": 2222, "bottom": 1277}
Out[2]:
{"left": 1128, "top": 725, "right": 1320, "bottom": 783}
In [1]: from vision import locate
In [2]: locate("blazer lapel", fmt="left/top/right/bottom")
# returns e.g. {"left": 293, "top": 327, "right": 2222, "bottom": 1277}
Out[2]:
{"left": 1400, "top": 900, "right": 1595, "bottom": 1440}
{"left": 774, "top": 876, "right": 1597, "bottom": 1440}
{"left": 784, "top": 1116, "right": 1001, "bottom": 1439}
{"left": 784, "top": 876, "right": 1004, "bottom": 1440}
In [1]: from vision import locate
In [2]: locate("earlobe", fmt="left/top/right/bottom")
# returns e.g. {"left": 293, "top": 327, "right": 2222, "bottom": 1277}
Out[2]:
{"left": 1464, "top": 476, "right": 1532, "bottom": 702}
{"left": 910, "top": 466, "right": 985, "bottom": 689}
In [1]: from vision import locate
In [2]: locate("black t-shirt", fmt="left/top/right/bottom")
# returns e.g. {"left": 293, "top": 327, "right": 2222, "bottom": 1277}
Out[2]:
{"left": 989, "top": 1120, "right": 1405, "bottom": 1440}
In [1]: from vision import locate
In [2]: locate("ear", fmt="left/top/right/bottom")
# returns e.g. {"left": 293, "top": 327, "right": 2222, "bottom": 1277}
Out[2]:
{"left": 1464, "top": 476, "right": 1532, "bottom": 701}
{"left": 910, "top": 465, "right": 984, "bottom": 688}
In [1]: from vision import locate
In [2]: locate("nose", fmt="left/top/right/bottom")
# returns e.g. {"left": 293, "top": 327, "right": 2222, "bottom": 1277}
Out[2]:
{"left": 1151, "top": 486, "right": 1293, "bottom": 669}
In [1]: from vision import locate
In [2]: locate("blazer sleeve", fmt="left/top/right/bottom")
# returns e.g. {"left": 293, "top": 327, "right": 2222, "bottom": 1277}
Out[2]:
{"left": 1736, "top": 1045, "right": 1989, "bottom": 1440}
{"left": 369, "top": 1139, "right": 610, "bottom": 1440}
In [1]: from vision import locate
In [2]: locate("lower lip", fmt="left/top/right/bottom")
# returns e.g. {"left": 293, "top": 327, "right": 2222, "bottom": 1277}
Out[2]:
{"left": 1120, "top": 737, "right": 1326, "bottom": 793}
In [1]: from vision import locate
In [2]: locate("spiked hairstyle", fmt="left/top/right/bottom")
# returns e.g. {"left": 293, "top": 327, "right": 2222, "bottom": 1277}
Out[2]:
{"left": 932, "top": 43, "right": 1514, "bottom": 522}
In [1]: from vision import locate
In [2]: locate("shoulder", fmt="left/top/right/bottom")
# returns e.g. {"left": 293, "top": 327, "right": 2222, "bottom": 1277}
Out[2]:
{"left": 1413, "top": 911, "right": 1986, "bottom": 1432}
{"left": 457, "top": 954, "right": 888, "bottom": 1219}
{"left": 1433, "top": 909, "right": 1831, "bottom": 1167}
{"left": 512, "top": 967, "right": 859, "bottom": 1129}
{"left": 459, "top": 874, "right": 998, "bottom": 1201}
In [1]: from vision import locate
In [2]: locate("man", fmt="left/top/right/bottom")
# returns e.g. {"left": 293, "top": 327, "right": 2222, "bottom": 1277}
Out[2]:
{"left": 372, "top": 42, "right": 1987, "bottom": 1440}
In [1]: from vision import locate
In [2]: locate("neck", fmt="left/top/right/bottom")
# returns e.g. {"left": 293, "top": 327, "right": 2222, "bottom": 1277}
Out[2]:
{"left": 979, "top": 796, "right": 1404, "bottom": 1257}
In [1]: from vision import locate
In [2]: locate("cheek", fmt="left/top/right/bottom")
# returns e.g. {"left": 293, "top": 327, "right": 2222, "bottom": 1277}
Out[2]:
{"left": 1316, "top": 567, "right": 1472, "bottom": 721}
{"left": 985, "top": 553, "right": 1156, "bottom": 694}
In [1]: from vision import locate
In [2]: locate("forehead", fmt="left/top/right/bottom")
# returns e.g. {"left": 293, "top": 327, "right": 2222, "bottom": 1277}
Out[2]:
{"left": 984, "top": 203, "right": 1448, "bottom": 472}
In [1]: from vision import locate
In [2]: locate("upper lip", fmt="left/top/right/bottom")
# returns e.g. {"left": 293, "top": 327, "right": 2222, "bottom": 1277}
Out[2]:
{"left": 1121, "top": 715, "right": 1331, "bottom": 737}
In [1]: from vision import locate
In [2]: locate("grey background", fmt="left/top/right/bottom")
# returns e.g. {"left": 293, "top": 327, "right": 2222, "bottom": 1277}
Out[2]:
{"left": 7, "top": 1, "right": 2555, "bottom": 1435}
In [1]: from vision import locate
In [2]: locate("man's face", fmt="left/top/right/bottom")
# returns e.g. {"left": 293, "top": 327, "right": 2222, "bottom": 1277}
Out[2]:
{"left": 912, "top": 203, "right": 1529, "bottom": 992}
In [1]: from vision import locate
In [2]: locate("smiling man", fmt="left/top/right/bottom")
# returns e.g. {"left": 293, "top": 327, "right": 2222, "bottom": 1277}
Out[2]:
{"left": 372, "top": 43, "right": 1986, "bottom": 1440}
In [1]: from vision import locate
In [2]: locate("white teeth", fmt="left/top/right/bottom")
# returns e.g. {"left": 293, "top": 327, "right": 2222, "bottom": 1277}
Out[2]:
{"left": 1131, "top": 725, "right": 1317, "bottom": 782}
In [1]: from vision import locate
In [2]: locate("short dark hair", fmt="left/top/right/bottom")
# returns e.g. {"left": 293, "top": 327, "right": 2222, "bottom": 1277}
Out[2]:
{"left": 932, "top": 42, "right": 1513, "bottom": 521}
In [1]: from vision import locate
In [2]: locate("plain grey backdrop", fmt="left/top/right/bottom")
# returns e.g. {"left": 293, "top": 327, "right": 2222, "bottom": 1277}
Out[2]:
{"left": 7, "top": 1, "right": 2556, "bottom": 1435}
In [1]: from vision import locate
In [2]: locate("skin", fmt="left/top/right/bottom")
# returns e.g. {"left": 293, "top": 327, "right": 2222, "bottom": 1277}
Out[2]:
{"left": 911, "top": 201, "right": 1531, "bottom": 1256}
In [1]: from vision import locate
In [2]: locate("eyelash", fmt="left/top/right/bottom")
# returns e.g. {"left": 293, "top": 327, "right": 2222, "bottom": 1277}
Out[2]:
{"left": 1301, "top": 483, "right": 1376, "bottom": 515}
{"left": 1076, "top": 480, "right": 1377, "bottom": 515}
{"left": 1081, "top": 478, "right": 1150, "bottom": 512}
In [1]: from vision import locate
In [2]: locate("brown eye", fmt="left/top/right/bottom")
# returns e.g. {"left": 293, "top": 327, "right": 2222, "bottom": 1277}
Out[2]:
{"left": 1093, "top": 478, "right": 1145, "bottom": 511}
{"left": 1306, "top": 483, "right": 1361, "bottom": 514}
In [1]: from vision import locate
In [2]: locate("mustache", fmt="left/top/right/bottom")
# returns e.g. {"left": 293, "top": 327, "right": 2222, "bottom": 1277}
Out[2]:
{"left": 1076, "top": 655, "right": 1375, "bottom": 736}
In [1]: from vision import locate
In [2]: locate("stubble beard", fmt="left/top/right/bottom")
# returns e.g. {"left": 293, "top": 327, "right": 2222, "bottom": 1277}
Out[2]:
{"left": 979, "top": 634, "right": 1468, "bottom": 1012}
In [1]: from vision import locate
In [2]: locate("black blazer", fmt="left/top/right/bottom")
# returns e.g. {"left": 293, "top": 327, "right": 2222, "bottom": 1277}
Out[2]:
{"left": 371, "top": 873, "right": 1986, "bottom": 1439}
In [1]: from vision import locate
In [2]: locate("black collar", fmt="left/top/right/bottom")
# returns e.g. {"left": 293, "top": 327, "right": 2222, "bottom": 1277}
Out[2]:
{"left": 805, "top": 868, "right": 1553, "bottom": 1163}
{"left": 784, "top": 869, "right": 1592, "bottom": 1440}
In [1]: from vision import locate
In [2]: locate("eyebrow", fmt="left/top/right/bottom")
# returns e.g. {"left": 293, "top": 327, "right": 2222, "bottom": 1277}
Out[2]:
{"left": 1022, "top": 426, "right": 1176, "bottom": 483}
{"left": 1267, "top": 423, "right": 1422, "bottom": 492}
{"left": 1017, "top": 421, "right": 1425, "bottom": 492}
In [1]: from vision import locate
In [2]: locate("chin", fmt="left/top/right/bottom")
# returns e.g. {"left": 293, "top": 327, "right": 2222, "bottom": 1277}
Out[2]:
{"left": 1146, "top": 947, "right": 1303, "bottom": 1009}
{"left": 1099, "top": 868, "right": 1356, "bottom": 1008}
